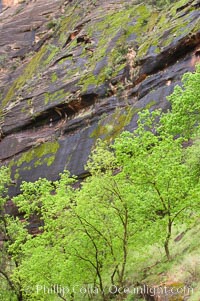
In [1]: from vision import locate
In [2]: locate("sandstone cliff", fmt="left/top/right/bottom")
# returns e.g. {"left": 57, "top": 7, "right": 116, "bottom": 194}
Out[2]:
{"left": 0, "top": 0, "right": 199, "bottom": 195}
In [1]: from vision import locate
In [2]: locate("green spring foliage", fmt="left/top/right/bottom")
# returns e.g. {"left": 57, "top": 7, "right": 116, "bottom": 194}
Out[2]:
{"left": 0, "top": 66, "right": 200, "bottom": 301}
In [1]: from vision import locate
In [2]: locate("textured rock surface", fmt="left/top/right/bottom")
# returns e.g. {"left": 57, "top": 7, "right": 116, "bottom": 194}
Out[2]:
{"left": 0, "top": 0, "right": 200, "bottom": 195}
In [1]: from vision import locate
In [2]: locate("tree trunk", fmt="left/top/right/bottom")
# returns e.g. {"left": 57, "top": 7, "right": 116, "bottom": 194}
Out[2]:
{"left": 119, "top": 208, "right": 128, "bottom": 287}
{"left": 164, "top": 239, "right": 171, "bottom": 261}
{"left": 17, "top": 290, "right": 23, "bottom": 301}
{"left": 164, "top": 219, "right": 172, "bottom": 261}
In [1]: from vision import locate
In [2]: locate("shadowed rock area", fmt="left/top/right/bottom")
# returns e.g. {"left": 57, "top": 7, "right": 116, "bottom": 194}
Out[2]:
{"left": 0, "top": 0, "right": 200, "bottom": 195}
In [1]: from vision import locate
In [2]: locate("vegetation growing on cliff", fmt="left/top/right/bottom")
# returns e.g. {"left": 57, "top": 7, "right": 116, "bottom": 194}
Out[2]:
{"left": 0, "top": 66, "right": 200, "bottom": 301}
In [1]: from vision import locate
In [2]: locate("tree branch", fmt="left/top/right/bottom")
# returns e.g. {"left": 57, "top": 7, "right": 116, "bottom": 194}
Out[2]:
{"left": 0, "top": 269, "right": 16, "bottom": 292}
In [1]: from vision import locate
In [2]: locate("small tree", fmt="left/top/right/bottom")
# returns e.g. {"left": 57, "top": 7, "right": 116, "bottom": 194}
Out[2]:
{"left": 0, "top": 166, "right": 29, "bottom": 301}
{"left": 161, "top": 64, "right": 200, "bottom": 139}
{"left": 113, "top": 110, "right": 199, "bottom": 260}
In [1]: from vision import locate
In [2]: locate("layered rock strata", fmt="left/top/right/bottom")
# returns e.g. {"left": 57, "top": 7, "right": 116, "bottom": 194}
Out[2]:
{"left": 0, "top": 0, "right": 199, "bottom": 195}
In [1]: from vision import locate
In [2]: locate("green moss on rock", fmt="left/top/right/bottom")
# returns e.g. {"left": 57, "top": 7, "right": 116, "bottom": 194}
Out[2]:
{"left": 51, "top": 72, "right": 58, "bottom": 83}
{"left": 3, "top": 46, "right": 47, "bottom": 108}
{"left": 137, "top": 0, "right": 200, "bottom": 59}
{"left": 9, "top": 141, "right": 60, "bottom": 180}
{"left": 90, "top": 106, "right": 136, "bottom": 141}
{"left": 44, "top": 89, "right": 67, "bottom": 105}
{"left": 78, "top": 3, "right": 153, "bottom": 92}
{"left": 42, "top": 45, "right": 60, "bottom": 66}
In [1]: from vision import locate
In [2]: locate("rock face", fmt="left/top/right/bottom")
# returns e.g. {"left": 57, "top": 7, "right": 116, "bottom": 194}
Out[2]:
{"left": 0, "top": 0, "right": 200, "bottom": 195}
{"left": 2, "top": 0, "right": 19, "bottom": 6}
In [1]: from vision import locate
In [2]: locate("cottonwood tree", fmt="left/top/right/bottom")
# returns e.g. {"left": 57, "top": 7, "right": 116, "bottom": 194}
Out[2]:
{"left": 111, "top": 65, "right": 200, "bottom": 260}
{"left": 12, "top": 172, "right": 79, "bottom": 301}
{"left": 73, "top": 153, "right": 139, "bottom": 300}
{"left": 12, "top": 150, "right": 140, "bottom": 301}
{"left": 0, "top": 166, "right": 29, "bottom": 301}
{"left": 113, "top": 107, "right": 199, "bottom": 260}
{"left": 161, "top": 64, "right": 200, "bottom": 139}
